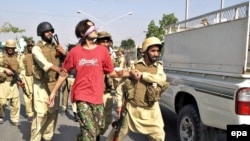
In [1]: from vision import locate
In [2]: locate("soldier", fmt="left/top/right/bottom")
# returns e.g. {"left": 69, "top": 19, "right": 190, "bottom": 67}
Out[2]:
{"left": 21, "top": 39, "right": 35, "bottom": 121}
{"left": 47, "top": 19, "right": 134, "bottom": 141}
{"left": 0, "top": 39, "right": 24, "bottom": 126}
{"left": 30, "top": 21, "right": 67, "bottom": 141}
{"left": 136, "top": 44, "right": 143, "bottom": 60}
{"left": 113, "top": 48, "right": 127, "bottom": 88}
{"left": 95, "top": 31, "right": 116, "bottom": 140}
{"left": 116, "top": 48, "right": 126, "bottom": 69}
{"left": 115, "top": 37, "right": 169, "bottom": 141}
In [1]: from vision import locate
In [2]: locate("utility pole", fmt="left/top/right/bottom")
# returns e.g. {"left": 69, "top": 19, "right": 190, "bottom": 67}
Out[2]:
{"left": 185, "top": 0, "right": 189, "bottom": 28}
{"left": 220, "top": 0, "right": 224, "bottom": 22}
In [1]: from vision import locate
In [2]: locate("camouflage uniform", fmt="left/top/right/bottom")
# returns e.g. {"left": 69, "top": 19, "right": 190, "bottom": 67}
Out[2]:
{"left": 77, "top": 102, "right": 104, "bottom": 141}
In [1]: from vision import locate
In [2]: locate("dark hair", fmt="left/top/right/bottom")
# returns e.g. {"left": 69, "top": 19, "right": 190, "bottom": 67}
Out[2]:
{"left": 75, "top": 19, "right": 94, "bottom": 44}
{"left": 67, "top": 44, "right": 76, "bottom": 52}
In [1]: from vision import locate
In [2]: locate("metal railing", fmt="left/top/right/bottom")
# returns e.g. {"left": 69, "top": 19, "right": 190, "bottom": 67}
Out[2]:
{"left": 165, "top": 2, "right": 249, "bottom": 34}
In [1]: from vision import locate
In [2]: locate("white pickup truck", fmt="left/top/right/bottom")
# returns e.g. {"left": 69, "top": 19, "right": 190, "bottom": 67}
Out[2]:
{"left": 160, "top": 1, "right": 250, "bottom": 141}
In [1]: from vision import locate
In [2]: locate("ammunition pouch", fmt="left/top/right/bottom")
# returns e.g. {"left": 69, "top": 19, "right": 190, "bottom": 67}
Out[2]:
{"left": 146, "top": 81, "right": 169, "bottom": 105}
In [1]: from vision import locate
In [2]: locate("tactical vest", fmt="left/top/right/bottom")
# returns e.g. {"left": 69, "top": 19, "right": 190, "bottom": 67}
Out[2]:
{"left": 129, "top": 62, "right": 157, "bottom": 107}
{"left": 33, "top": 41, "right": 59, "bottom": 82}
{"left": 2, "top": 54, "right": 19, "bottom": 82}
{"left": 23, "top": 53, "right": 33, "bottom": 76}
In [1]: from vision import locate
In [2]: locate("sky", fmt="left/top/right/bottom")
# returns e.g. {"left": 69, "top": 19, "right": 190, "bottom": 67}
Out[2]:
{"left": 0, "top": 0, "right": 249, "bottom": 47}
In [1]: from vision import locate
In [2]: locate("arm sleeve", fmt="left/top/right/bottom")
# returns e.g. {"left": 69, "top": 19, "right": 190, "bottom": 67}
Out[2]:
{"left": 141, "top": 62, "right": 166, "bottom": 85}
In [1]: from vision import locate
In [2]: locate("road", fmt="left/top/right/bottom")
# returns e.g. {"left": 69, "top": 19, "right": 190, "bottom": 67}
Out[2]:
{"left": 0, "top": 94, "right": 226, "bottom": 141}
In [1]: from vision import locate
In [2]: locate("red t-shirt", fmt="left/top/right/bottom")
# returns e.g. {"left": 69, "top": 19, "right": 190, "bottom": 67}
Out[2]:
{"left": 62, "top": 45, "right": 114, "bottom": 104}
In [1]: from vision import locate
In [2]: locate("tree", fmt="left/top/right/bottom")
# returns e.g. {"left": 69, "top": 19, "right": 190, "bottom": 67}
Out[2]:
{"left": 120, "top": 38, "right": 136, "bottom": 50}
{"left": 146, "top": 13, "right": 178, "bottom": 41}
{"left": 146, "top": 20, "right": 161, "bottom": 39}
{"left": 21, "top": 35, "right": 33, "bottom": 42}
{"left": 0, "top": 22, "right": 25, "bottom": 34}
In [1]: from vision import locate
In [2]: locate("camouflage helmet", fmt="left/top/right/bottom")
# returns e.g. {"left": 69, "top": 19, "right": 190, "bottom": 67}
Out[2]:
{"left": 142, "top": 37, "right": 162, "bottom": 53}
{"left": 26, "top": 39, "right": 35, "bottom": 46}
{"left": 37, "top": 22, "right": 54, "bottom": 36}
{"left": 97, "top": 31, "right": 112, "bottom": 40}
{"left": 4, "top": 39, "right": 16, "bottom": 48}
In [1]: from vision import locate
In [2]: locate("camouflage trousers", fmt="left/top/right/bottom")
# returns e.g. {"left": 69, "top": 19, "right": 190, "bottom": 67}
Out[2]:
{"left": 76, "top": 101, "right": 104, "bottom": 141}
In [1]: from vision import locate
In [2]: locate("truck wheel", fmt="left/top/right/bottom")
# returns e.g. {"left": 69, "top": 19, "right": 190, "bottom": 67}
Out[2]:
{"left": 177, "top": 104, "right": 202, "bottom": 141}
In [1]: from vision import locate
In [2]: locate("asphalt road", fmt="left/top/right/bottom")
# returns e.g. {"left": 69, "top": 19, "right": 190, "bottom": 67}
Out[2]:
{"left": 0, "top": 94, "right": 226, "bottom": 141}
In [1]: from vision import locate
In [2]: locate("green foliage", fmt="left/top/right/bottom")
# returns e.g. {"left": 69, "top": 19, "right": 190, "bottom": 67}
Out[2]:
{"left": 146, "top": 13, "right": 178, "bottom": 41}
{"left": 0, "top": 22, "right": 25, "bottom": 34}
{"left": 21, "top": 35, "right": 33, "bottom": 42}
{"left": 146, "top": 20, "right": 161, "bottom": 39}
{"left": 120, "top": 38, "right": 135, "bottom": 50}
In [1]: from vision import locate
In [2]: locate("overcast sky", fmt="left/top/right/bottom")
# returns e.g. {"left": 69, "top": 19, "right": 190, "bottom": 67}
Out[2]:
{"left": 0, "top": 0, "right": 248, "bottom": 47}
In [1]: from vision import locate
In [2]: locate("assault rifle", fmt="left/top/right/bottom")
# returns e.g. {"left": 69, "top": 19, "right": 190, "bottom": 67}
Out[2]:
{"left": 4, "top": 61, "right": 29, "bottom": 98}
{"left": 111, "top": 92, "right": 128, "bottom": 141}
